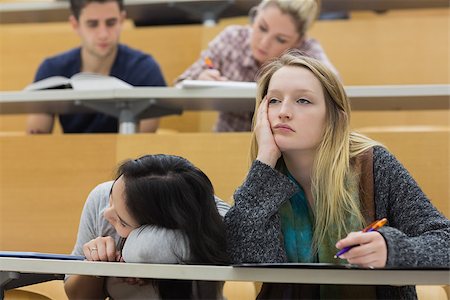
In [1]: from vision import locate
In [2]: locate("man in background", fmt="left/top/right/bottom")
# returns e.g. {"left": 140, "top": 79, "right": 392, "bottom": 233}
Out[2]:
{"left": 27, "top": 0, "right": 165, "bottom": 133}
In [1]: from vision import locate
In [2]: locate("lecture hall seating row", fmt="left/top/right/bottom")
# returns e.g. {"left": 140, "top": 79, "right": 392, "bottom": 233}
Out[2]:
{"left": 0, "top": 8, "right": 449, "bottom": 132}
{"left": 1, "top": 128, "right": 449, "bottom": 300}
{"left": 0, "top": 129, "right": 448, "bottom": 254}
{"left": 0, "top": 5, "right": 449, "bottom": 300}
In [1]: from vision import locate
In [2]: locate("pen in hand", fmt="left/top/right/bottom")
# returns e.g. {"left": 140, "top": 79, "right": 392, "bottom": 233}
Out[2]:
{"left": 204, "top": 56, "right": 214, "bottom": 69}
{"left": 334, "top": 218, "right": 387, "bottom": 258}
{"left": 200, "top": 56, "right": 228, "bottom": 81}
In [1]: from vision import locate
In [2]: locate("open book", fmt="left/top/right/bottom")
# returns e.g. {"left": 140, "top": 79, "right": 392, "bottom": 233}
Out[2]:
{"left": 24, "top": 73, "right": 132, "bottom": 91}
{"left": 175, "top": 79, "right": 256, "bottom": 89}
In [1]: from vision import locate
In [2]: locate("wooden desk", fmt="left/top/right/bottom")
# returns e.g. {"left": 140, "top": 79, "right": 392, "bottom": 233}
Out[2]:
{"left": 0, "top": 86, "right": 254, "bottom": 134}
{"left": 1, "top": 257, "right": 449, "bottom": 291}
{"left": 0, "top": 85, "right": 448, "bottom": 134}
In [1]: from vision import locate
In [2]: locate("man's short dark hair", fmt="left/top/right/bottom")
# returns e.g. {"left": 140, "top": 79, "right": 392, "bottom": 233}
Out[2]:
{"left": 70, "top": 0, "right": 124, "bottom": 19}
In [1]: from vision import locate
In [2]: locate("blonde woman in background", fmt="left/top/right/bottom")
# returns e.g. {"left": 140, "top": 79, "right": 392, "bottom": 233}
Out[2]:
{"left": 177, "top": 0, "right": 337, "bottom": 132}
{"left": 224, "top": 51, "right": 449, "bottom": 299}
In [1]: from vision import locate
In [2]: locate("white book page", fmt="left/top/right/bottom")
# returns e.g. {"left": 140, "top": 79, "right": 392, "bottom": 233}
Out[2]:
{"left": 24, "top": 76, "right": 71, "bottom": 91}
{"left": 176, "top": 79, "right": 257, "bottom": 89}
{"left": 70, "top": 73, "right": 132, "bottom": 90}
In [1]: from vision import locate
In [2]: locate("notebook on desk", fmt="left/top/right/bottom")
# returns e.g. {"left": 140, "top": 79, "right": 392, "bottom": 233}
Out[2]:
{"left": 234, "top": 263, "right": 357, "bottom": 269}
{"left": 175, "top": 79, "right": 257, "bottom": 89}
{"left": 0, "top": 251, "right": 85, "bottom": 261}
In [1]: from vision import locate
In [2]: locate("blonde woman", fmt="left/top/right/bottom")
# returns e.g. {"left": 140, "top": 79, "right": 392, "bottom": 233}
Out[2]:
{"left": 224, "top": 52, "right": 449, "bottom": 299}
{"left": 177, "top": 0, "right": 337, "bottom": 132}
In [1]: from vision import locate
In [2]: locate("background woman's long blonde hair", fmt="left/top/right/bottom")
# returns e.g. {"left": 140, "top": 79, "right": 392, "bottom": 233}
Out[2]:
{"left": 250, "top": 51, "right": 381, "bottom": 251}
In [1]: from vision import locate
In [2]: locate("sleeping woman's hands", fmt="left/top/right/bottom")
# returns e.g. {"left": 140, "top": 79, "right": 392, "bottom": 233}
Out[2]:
{"left": 83, "top": 236, "right": 118, "bottom": 262}
{"left": 83, "top": 235, "right": 149, "bottom": 286}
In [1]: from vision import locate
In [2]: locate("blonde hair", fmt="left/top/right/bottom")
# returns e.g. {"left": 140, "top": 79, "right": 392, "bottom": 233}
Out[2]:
{"left": 255, "top": 0, "right": 320, "bottom": 36}
{"left": 250, "top": 50, "right": 381, "bottom": 251}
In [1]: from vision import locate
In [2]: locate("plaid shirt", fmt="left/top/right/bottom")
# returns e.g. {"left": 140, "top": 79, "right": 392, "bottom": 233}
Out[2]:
{"left": 176, "top": 25, "right": 338, "bottom": 132}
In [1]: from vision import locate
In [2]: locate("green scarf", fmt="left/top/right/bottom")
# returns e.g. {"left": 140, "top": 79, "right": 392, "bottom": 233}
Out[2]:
{"left": 279, "top": 173, "right": 377, "bottom": 299}
{"left": 280, "top": 173, "right": 342, "bottom": 264}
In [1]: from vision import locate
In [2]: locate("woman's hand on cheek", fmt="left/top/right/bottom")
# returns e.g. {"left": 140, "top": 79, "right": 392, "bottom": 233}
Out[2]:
{"left": 336, "top": 231, "right": 387, "bottom": 268}
{"left": 83, "top": 236, "right": 118, "bottom": 262}
{"left": 255, "top": 96, "right": 281, "bottom": 168}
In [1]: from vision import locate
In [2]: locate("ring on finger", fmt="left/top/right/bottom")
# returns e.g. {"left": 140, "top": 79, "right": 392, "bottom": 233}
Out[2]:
{"left": 90, "top": 247, "right": 98, "bottom": 252}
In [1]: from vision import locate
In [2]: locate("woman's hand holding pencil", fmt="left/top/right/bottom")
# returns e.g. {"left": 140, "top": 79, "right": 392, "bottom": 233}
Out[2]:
{"left": 335, "top": 218, "right": 388, "bottom": 268}
{"left": 197, "top": 56, "right": 228, "bottom": 81}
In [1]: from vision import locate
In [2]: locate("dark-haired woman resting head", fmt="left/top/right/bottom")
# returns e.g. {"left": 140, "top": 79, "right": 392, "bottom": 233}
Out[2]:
{"left": 65, "top": 154, "right": 229, "bottom": 299}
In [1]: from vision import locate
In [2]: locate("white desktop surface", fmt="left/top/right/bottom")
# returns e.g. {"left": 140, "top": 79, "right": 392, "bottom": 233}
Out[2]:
{"left": 0, "top": 85, "right": 448, "bottom": 134}
{"left": 0, "top": 257, "right": 449, "bottom": 286}
{"left": 0, "top": 85, "right": 448, "bottom": 114}
{"left": 0, "top": 87, "right": 255, "bottom": 115}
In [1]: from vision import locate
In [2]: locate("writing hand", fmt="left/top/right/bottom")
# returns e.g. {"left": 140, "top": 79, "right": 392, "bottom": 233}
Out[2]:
{"left": 83, "top": 236, "right": 118, "bottom": 262}
{"left": 335, "top": 231, "right": 387, "bottom": 268}
{"left": 255, "top": 96, "right": 281, "bottom": 168}
{"left": 197, "top": 69, "right": 228, "bottom": 81}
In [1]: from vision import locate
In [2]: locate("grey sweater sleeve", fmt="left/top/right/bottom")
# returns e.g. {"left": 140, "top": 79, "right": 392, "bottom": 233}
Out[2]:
{"left": 373, "top": 146, "right": 450, "bottom": 267}
{"left": 122, "top": 226, "right": 189, "bottom": 263}
{"left": 224, "top": 160, "right": 298, "bottom": 263}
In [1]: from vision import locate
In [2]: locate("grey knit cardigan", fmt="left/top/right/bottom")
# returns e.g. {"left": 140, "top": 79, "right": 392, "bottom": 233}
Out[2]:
{"left": 225, "top": 146, "right": 450, "bottom": 299}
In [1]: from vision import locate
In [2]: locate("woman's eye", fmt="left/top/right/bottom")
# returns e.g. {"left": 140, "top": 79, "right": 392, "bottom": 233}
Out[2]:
{"left": 297, "top": 98, "right": 311, "bottom": 104}
{"left": 276, "top": 37, "right": 287, "bottom": 44}
{"left": 268, "top": 98, "right": 279, "bottom": 104}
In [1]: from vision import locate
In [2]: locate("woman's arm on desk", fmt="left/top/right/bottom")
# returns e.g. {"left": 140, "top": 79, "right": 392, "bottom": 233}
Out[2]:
{"left": 372, "top": 147, "right": 450, "bottom": 267}
{"left": 64, "top": 182, "right": 113, "bottom": 299}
